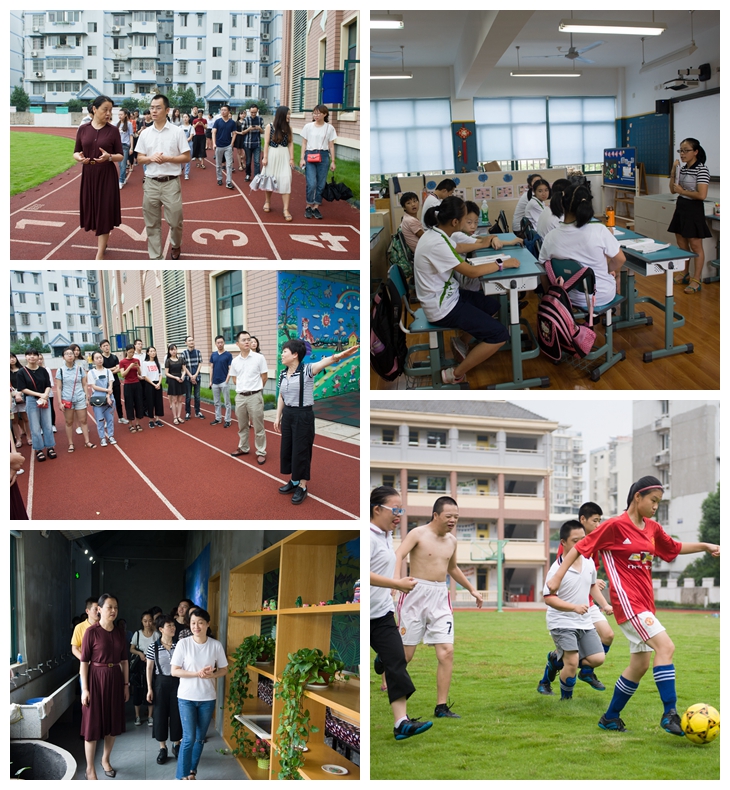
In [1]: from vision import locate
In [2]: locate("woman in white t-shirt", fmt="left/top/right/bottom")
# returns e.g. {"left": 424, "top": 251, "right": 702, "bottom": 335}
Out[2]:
{"left": 140, "top": 346, "right": 164, "bottom": 429}
{"left": 171, "top": 608, "right": 228, "bottom": 781}
{"left": 536, "top": 178, "right": 571, "bottom": 240}
{"left": 299, "top": 104, "right": 338, "bottom": 220}
{"left": 538, "top": 184, "right": 626, "bottom": 309}
{"left": 414, "top": 196, "right": 516, "bottom": 386}
{"left": 130, "top": 611, "right": 159, "bottom": 726}
{"left": 87, "top": 350, "right": 117, "bottom": 446}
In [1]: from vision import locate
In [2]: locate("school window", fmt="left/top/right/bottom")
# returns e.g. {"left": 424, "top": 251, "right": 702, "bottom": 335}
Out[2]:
{"left": 231, "top": 38, "right": 236, "bottom": 52}
{"left": 382, "top": 474, "right": 396, "bottom": 489}
{"left": 247, "top": 15, "right": 254, "bottom": 28}
{"left": 261, "top": 65, "right": 268, "bottom": 78}
{"left": 179, "top": 14, "right": 187, "bottom": 27}
{"left": 67, "top": 315, "right": 74, "bottom": 327}
{"left": 244, "top": 85, "right": 252, "bottom": 97}
{"left": 49, "top": 282, "right": 57, "bottom": 291}
{"left": 35, "top": 294, "right": 41, "bottom": 305}
{"left": 112, "top": 38, "right": 123, "bottom": 50}
{"left": 80, "top": 315, "right": 86, "bottom": 325}
{"left": 230, "top": 85, "right": 235, "bottom": 97}
{"left": 87, "top": 70, "right": 96, "bottom": 80}
{"left": 82, "top": 333, "right": 89, "bottom": 343}
{"left": 113, "top": 84, "right": 125, "bottom": 96}
{"left": 427, "top": 430, "right": 447, "bottom": 448}
{"left": 290, "top": 9, "right": 308, "bottom": 112}
{"left": 76, "top": 278, "right": 83, "bottom": 288}
{"left": 246, "top": 38, "right": 254, "bottom": 52}
{"left": 179, "top": 61, "right": 188, "bottom": 75}
{"left": 245, "top": 62, "right": 253, "bottom": 74}
{"left": 87, "top": 46, "right": 96, "bottom": 56}
{"left": 345, "top": 18, "right": 358, "bottom": 108}
{"left": 407, "top": 476, "right": 419, "bottom": 491}
{"left": 428, "top": 477, "right": 447, "bottom": 493}
{"left": 65, "top": 296, "right": 71, "bottom": 307}
{"left": 381, "top": 428, "right": 396, "bottom": 445}
{"left": 214, "top": 270, "right": 243, "bottom": 343}
{"left": 17, "top": 293, "right": 26, "bottom": 304}
{"left": 261, "top": 43, "right": 269, "bottom": 57}
{"left": 231, "top": 14, "right": 237, "bottom": 28}
{"left": 78, "top": 296, "right": 85, "bottom": 308}
{"left": 53, "top": 322, "right": 61, "bottom": 330}
{"left": 197, "top": 14, "right": 204, "bottom": 28}
{"left": 408, "top": 429, "right": 419, "bottom": 446}
{"left": 212, "top": 70, "right": 222, "bottom": 80}
{"left": 213, "top": 23, "right": 223, "bottom": 34}
{"left": 179, "top": 38, "right": 187, "bottom": 51}
{"left": 88, "top": 23, "right": 97, "bottom": 33}
{"left": 548, "top": 97, "right": 616, "bottom": 166}
{"left": 229, "top": 62, "right": 237, "bottom": 76}
{"left": 197, "top": 38, "right": 203, "bottom": 51}
{"left": 16, "top": 272, "right": 24, "bottom": 284}
{"left": 660, "top": 400, "right": 669, "bottom": 416}
{"left": 197, "top": 63, "right": 202, "bottom": 74}
{"left": 371, "top": 99, "right": 453, "bottom": 176}
{"left": 113, "top": 15, "right": 125, "bottom": 27}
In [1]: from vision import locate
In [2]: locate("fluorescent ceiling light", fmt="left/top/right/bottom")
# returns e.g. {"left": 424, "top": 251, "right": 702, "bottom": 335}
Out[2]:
{"left": 640, "top": 44, "right": 698, "bottom": 73}
{"left": 510, "top": 71, "right": 582, "bottom": 78}
{"left": 371, "top": 72, "right": 413, "bottom": 80}
{"left": 559, "top": 19, "right": 665, "bottom": 36}
{"left": 371, "top": 13, "right": 404, "bottom": 30}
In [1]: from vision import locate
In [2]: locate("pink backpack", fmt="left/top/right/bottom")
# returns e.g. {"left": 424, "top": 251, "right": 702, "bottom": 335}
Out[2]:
{"left": 536, "top": 259, "right": 596, "bottom": 362}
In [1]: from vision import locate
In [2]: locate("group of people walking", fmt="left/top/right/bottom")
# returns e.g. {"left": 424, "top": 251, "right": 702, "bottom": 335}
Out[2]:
{"left": 73, "top": 595, "right": 226, "bottom": 780}
{"left": 73, "top": 94, "right": 340, "bottom": 259}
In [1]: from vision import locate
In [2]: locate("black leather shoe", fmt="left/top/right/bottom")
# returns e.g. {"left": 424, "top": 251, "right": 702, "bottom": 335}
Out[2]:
{"left": 171, "top": 742, "right": 180, "bottom": 759}
{"left": 157, "top": 747, "right": 168, "bottom": 765}
{"left": 279, "top": 480, "right": 297, "bottom": 494}
{"left": 291, "top": 486, "right": 308, "bottom": 505}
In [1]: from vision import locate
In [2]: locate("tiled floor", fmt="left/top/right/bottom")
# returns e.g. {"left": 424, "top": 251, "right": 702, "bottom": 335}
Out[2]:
{"left": 47, "top": 703, "right": 246, "bottom": 781}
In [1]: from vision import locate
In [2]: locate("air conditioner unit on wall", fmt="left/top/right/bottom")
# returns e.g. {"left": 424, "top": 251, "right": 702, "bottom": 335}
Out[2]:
{"left": 112, "top": 72, "right": 120, "bottom": 79}
{"left": 31, "top": 50, "right": 38, "bottom": 57}
{"left": 260, "top": 56, "right": 269, "bottom": 63}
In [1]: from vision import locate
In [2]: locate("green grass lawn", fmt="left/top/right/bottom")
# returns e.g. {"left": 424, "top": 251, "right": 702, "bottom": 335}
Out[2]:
{"left": 292, "top": 142, "right": 360, "bottom": 201}
{"left": 370, "top": 610, "right": 720, "bottom": 780}
{"left": 11, "top": 132, "right": 76, "bottom": 196}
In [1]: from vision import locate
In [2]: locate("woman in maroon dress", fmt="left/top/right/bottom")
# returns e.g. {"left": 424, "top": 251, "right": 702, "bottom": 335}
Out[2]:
{"left": 80, "top": 594, "right": 129, "bottom": 780}
{"left": 73, "top": 95, "right": 123, "bottom": 260}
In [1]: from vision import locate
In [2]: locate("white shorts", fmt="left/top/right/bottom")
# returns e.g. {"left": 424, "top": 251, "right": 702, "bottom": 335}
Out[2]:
{"left": 396, "top": 578, "right": 453, "bottom": 645}
{"left": 589, "top": 603, "right": 608, "bottom": 625}
{"left": 618, "top": 611, "right": 666, "bottom": 653}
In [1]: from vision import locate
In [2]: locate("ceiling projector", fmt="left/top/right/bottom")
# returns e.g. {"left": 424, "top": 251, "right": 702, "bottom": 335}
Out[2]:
{"left": 663, "top": 63, "right": 711, "bottom": 91}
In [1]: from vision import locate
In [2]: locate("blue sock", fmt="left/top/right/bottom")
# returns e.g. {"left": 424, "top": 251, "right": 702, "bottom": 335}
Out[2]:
{"left": 603, "top": 643, "right": 611, "bottom": 655}
{"left": 540, "top": 662, "right": 551, "bottom": 684}
{"left": 560, "top": 675, "right": 577, "bottom": 699}
{"left": 579, "top": 660, "right": 594, "bottom": 678}
{"left": 605, "top": 675, "right": 639, "bottom": 719}
{"left": 653, "top": 664, "right": 677, "bottom": 714}
{"left": 291, "top": 480, "right": 300, "bottom": 486}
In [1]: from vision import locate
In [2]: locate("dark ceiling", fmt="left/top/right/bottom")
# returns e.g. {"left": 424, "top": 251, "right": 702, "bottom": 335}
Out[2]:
{"left": 63, "top": 531, "right": 189, "bottom": 558}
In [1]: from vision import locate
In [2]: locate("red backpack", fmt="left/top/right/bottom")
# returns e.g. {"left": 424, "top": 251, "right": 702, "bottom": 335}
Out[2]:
{"left": 536, "top": 259, "right": 596, "bottom": 362}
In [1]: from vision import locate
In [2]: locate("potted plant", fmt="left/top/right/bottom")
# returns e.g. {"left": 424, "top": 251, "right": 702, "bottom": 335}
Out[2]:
{"left": 274, "top": 648, "right": 346, "bottom": 779}
{"left": 227, "top": 634, "right": 276, "bottom": 757}
{"left": 252, "top": 738, "right": 270, "bottom": 770}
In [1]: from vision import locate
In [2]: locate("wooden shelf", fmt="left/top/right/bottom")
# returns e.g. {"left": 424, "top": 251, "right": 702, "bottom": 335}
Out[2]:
{"left": 304, "top": 681, "right": 359, "bottom": 722}
{"left": 233, "top": 695, "right": 272, "bottom": 717}
{"left": 247, "top": 663, "right": 276, "bottom": 681}
{"left": 297, "top": 741, "right": 359, "bottom": 781}
{"left": 237, "top": 754, "right": 270, "bottom": 781}
{"left": 230, "top": 603, "right": 359, "bottom": 616}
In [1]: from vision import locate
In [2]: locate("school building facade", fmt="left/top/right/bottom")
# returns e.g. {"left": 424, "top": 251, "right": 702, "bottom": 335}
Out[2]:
{"left": 370, "top": 400, "right": 559, "bottom": 605}
{"left": 280, "top": 9, "right": 360, "bottom": 162}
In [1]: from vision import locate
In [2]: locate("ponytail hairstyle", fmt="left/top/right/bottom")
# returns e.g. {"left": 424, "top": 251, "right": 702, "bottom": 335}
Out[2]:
{"left": 370, "top": 485, "right": 400, "bottom": 518}
{"left": 549, "top": 178, "right": 572, "bottom": 218}
{"left": 424, "top": 195, "right": 466, "bottom": 229}
{"left": 626, "top": 475, "right": 663, "bottom": 509}
{"left": 562, "top": 183, "right": 594, "bottom": 228}
{"left": 681, "top": 137, "right": 707, "bottom": 165}
{"left": 527, "top": 178, "right": 551, "bottom": 203}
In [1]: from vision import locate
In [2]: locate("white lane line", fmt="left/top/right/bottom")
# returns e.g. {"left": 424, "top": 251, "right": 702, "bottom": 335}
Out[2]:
{"left": 86, "top": 412, "right": 185, "bottom": 520}
{"left": 10, "top": 171, "right": 82, "bottom": 216}
{"left": 27, "top": 451, "right": 35, "bottom": 520}
{"left": 9, "top": 240, "right": 53, "bottom": 246}
{"left": 43, "top": 226, "right": 83, "bottom": 261}
{"left": 156, "top": 419, "right": 357, "bottom": 519}
{"left": 196, "top": 402, "right": 360, "bottom": 460}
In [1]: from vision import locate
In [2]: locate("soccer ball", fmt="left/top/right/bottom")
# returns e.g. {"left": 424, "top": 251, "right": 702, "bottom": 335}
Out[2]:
{"left": 681, "top": 703, "right": 720, "bottom": 744}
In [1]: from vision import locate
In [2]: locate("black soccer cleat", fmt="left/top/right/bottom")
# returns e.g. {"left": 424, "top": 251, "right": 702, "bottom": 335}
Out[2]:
{"left": 537, "top": 680, "right": 554, "bottom": 696}
{"left": 598, "top": 714, "right": 628, "bottom": 732}
{"left": 394, "top": 717, "right": 433, "bottom": 740}
{"left": 374, "top": 654, "right": 384, "bottom": 675}
{"left": 434, "top": 702, "right": 461, "bottom": 719}
{"left": 579, "top": 671, "right": 606, "bottom": 691}
{"left": 660, "top": 709, "right": 685, "bottom": 736}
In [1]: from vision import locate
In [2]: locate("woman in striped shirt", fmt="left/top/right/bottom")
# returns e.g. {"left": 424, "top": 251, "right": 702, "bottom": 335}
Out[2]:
{"left": 668, "top": 138, "right": 711, "bottom": 293}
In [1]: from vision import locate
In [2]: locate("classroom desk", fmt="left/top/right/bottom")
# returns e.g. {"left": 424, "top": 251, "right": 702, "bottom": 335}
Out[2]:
{"left": 612, "top": 227, "right": 697, "bottom": 362}
{"left": 472, "top": 235, "right": 550, "bottom": 390}
{"left": 370, "top": 227, "right": 384, "bottom": 249}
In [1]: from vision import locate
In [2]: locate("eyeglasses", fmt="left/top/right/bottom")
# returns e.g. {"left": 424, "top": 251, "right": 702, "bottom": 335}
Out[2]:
{"left": 677, "top": 148, "right": 695, "bottom": 154}
{"left": 379, "top": 506, "right": 405, "bottom": 516}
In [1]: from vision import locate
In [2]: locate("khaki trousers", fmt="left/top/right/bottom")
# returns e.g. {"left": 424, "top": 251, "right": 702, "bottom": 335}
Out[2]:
{"left": 142, "top": 176, "right": 184, "bottom": 260}
{"left": 235, "top": 391, "right": 266, "bottom": 457}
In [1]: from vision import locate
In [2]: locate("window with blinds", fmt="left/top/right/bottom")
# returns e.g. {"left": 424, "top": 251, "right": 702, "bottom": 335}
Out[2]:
{"left": 290, "top": 10, "right": 308, "bottom": 113}
{"left": 162, "top": 270, "right": 187, "bottom": 349}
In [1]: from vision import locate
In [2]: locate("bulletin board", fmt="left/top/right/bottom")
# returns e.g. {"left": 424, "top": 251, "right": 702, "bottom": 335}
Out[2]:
{"left": 603, "top": 148, "right": 636, "bottom": 188}
{"left": 616, "top": 114, "right": 671, "bottom": 177}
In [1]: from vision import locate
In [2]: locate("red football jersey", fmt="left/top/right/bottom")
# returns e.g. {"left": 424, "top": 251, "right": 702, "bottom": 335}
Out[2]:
{"left": 575, "top": 512, "right": 681, "bottom": 625}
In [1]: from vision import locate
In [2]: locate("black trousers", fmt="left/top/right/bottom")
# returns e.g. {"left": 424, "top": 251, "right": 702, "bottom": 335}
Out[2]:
{"left": 280, "top": 405, "right": 315, "bottom": 481}
{"left": 144, "top": 381, "right": 164, "bottom": 419}
{"left": 152, "top": 674, "right": 182, "bottom": 743}
{"left": 370, "top": 611, "right": 415, "bottom": 705}
{"left": 123, "top": 381, "right": 145, "bottom": 421}
{"left": 112, "top": 376, "right": 123, "bottom": 418}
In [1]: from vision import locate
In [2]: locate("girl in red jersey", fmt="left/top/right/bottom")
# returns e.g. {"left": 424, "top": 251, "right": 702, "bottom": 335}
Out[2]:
{"left": 546, "top": 475, "right": 720, "bottom": 736}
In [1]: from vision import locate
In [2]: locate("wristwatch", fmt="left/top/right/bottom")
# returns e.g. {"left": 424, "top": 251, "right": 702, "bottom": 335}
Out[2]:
{"left": 496, "top": 259, "right": 504, "bottom": 272}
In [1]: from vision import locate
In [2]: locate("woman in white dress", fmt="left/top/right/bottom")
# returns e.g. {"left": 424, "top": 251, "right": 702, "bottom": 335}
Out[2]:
{"left": 261, "top": 105, "right": 295, "bottom": 221}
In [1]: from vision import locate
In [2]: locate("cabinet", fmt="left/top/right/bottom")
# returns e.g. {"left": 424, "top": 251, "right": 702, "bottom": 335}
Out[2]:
{"left": 223, "top": 530, "right": 360, "bottom": 780}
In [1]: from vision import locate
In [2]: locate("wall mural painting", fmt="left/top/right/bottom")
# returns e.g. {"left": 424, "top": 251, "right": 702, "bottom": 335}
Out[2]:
{"left": 185, "top": 542, "right": 210, "bottom": 611}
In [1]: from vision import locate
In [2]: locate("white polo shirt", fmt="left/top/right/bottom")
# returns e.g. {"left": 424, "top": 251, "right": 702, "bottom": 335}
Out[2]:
{"left": 537, "top": 209, "right": 561, "bottom": 240}
{"left": 512, "top": 191, "right": 530, "bottom": 230}
{"left": 525, "top": 196, "right": 546, "bottom": 230}
{"left": 135, "top": 120, "right": 190, "bottom": 178}
{"left": 414, "top": 228, "right": 462, "bottom": 322}
{"left": 229, "top": 351, "right": 268, "bottom": 393}
{"left": 370, "top": 525, "right": 396, "bottom": 620}
{"left": 543, "top": 555, "right": 597, "bottom": 630}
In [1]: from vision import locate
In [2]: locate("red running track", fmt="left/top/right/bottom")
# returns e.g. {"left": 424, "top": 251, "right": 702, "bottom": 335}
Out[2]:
{"left": 10, "top": 126, "right": 360, "bottom": 261}
{"left": 13, "top": 399, "right": 359, "bottom": 521}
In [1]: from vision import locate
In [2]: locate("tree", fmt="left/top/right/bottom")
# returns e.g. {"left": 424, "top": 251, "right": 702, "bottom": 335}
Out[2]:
{"left": 679, "top": 484, "right": 720, "bottom": 584}
{"left": 277, "top": 275, "right": 332, "bottom": 340}
{"left": 11, "top": 84, "right": 30, "bottom": 112}
{"left": 242, "top": 98, "right": 270, "bottom": 116}
{"left": 67, "top": 98, "right": 85, "bottom": 113}
{"left": 120, "top": 96, "right": 143, "bottom": 113}
{"left": 11, "top": 336, "right": 51, "bottom": 355}
{"left": 175, "top": 88, "right": 199, "bottom": 115}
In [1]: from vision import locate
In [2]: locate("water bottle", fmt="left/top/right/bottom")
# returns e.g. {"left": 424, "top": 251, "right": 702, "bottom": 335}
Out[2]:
{"left": 606, "top": 206, "right": 615, "bottom": 227}
{"left": 480, "top": 199, "right": 489, "bottom": 225}
{"left": 16, "top": 653, "right": 23, "bottom": 664}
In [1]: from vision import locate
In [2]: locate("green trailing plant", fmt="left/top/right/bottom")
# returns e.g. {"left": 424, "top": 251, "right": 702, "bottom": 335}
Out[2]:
{"left": 227, "top": 634, "right": 276, "bottom": 757}
{"left": 274, "top": 648, "right": 346, "bottom": 780}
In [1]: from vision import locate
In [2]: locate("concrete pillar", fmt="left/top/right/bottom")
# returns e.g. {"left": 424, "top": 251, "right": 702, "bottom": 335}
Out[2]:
{"left": 497, "top": 472, "right": 505, "bottom": 540}
{"left": 450, "top": 469, "right": 458, "bottom": 498}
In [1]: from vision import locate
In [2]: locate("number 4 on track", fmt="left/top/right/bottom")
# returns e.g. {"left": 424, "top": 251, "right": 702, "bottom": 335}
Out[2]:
{"left": 290, "top": 233, "right": 349, "bottom": 252}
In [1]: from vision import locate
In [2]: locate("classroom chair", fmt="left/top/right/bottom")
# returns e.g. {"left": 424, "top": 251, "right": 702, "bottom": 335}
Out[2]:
{"left": 388, "top": 264, "right": 467, "bottom": 390}
{"left": 549, "top": 258, "right": 626, "bottom": 382}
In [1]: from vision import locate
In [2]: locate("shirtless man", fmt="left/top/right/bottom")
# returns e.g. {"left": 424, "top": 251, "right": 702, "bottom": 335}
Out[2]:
{"left": 394, "top": 496, "right": 483, "bottom": 719}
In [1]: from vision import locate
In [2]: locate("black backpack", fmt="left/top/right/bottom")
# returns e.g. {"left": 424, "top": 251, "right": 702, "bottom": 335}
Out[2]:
{"left": 370, "top": 280, "right": 407, "bottom": 381}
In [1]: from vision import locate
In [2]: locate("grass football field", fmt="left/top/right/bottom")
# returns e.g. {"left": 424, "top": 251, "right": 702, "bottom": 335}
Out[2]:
{"left": 370, "top": 610, "right": 720, "bottom": 780}
{"left": 10, "top": 131, "right": 76, "bottom": 196}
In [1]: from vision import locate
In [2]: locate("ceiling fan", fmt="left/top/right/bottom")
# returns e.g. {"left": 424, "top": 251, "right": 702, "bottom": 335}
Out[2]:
{"left": 523, "top": 32, "right": 604, "bottom": 65}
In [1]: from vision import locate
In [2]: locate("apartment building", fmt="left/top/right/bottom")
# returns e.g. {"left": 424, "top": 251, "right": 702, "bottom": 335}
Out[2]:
{"left": 22, "top": 10, "right": 282, "bottom": 111}
{"left": 589, "top": 436, "right": 633, "bottom": 518}
{"left": 633, "top": 400, "right": 720, "bottom": 575}
{"left": 371, "top": 400, "right": 559, "bottom": 605}
{"left": 10, "top": 269, "right": 102, "bottom": 351}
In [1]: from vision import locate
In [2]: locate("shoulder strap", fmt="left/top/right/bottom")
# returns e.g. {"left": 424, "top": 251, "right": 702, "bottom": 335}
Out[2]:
{"left": 153, "top": 640, "right": 163, "bottom": 676}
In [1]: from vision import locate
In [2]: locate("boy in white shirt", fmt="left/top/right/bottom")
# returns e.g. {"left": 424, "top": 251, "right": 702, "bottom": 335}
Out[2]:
{"left": 421, "top": 179, "right": 457, "bottom": 230}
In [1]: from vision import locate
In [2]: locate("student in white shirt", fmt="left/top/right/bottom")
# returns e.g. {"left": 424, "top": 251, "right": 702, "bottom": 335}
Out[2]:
{"left": 538, "top": 183, "right": 626, "bottom": 309}
{"left": 524, "top": 179, "right": 551, "bottom": 231}
{"left": 421, "top": 179, "right": 457, "bottom": 230}
{"left": 414, "top": 196, "right": 517, "bottom": 386}
{"left": 171, "top": 608, "right": 228, "bottom": 781}
{"left": 536, "top": 178, "right": 571, "bottom": 240}
{"left": 512, "top": 173, "right": 540, "bottom": 231}
{"left": 140, "top": 347, "right": 164, "bottom": 428}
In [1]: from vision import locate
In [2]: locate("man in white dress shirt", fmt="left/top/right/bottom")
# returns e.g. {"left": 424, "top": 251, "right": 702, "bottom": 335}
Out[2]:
{"left": 229, "top": 330, "right": 268, "bottom": 465}
{"left": 135, "top": 94, "right": 191, "bottom": 260}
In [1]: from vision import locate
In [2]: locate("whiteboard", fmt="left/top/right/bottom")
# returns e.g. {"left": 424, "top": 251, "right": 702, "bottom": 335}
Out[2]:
{"left": 673, "top": 92, "right": 720, "bottom": 178}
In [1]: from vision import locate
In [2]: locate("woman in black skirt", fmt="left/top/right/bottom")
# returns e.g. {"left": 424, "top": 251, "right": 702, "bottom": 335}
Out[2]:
{"left": 668, "top": 137, "right": 712, "bottom": 293}
{"left": 140, "top": 347, "right": 164, "bottom": 428}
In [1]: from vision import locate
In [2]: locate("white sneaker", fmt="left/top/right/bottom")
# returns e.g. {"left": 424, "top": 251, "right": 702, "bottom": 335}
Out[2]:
{"left": 184, "top": 174, "right": 189, "bottom": 180}
{"left": 441, "top": 367, "right": 467, "bottom": 385}
{"left": 52, "top": 426, "right": 57, "bottom": 433}
{"left": 75, "top": 426, "right": 83, "bottom": 435}
{"left": 119, "top": 182, "right": 124, "bottom": 189}
{"left": 100, "top": 438, "right": 107, "bottom": 447}
{"left": 109, "top": 437, "right": 117, "bottom": 445}
{"left": 119, "top": 418, "right": 129, "bottom": 424}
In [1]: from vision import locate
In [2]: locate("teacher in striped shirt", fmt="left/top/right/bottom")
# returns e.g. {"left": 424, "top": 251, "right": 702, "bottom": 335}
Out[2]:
{"left": 668, "top": 137, "right": 711, "bottom": 294}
